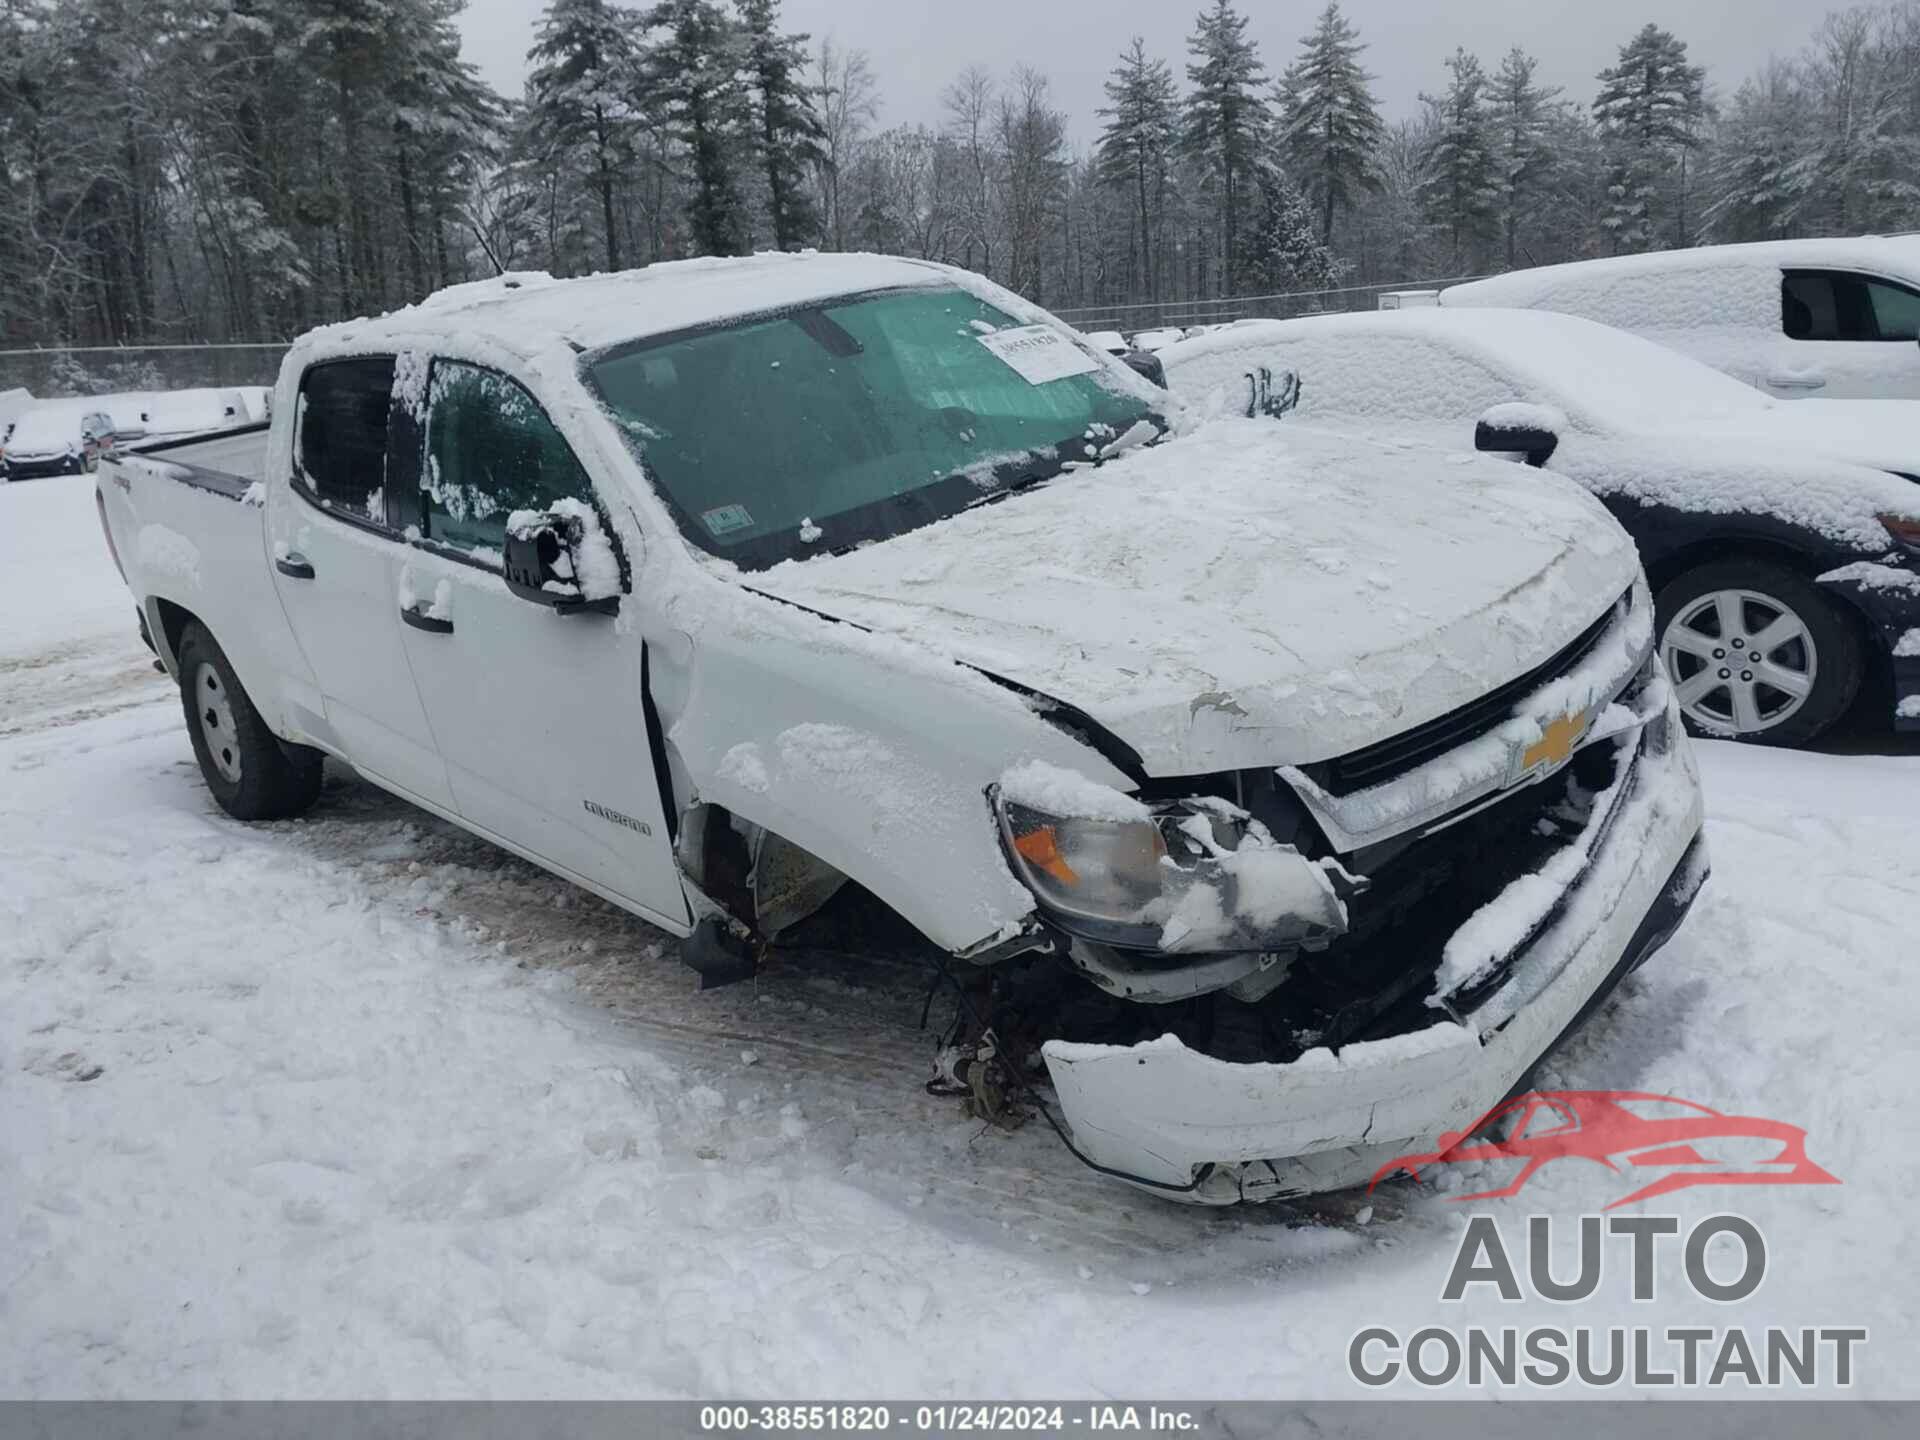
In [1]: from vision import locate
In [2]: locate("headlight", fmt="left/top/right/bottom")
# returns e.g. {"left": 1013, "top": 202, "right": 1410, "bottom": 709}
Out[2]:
{"left": 1881, "top": 512, "right": 1920, "bottom": 557}
{"left": 998, "top": 799, "right": 1180, "bottom": 925}
{"left": 992, "top": 775, "right": 1351, "bottom": 952}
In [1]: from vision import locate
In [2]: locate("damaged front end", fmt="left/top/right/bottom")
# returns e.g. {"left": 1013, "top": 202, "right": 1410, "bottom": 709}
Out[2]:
{"left": 992, "top": 780, "right": 1361, "bottom": 1004}
{"left": 978, "top": 583, "right": 1711, "bottom": 1203}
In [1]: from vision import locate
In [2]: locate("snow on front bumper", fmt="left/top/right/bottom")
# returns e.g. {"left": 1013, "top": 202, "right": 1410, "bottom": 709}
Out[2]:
{"left": 1039, "top": 697, "right": 1706, "bottom": 1205}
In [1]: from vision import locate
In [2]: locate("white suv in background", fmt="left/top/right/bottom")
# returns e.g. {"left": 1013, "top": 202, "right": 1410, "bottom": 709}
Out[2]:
{"left": 1442, "top": 236, "right": 1920, "bottom": 400}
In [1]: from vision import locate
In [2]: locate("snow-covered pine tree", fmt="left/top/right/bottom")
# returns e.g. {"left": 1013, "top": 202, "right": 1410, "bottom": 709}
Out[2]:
{"left": 737, "top": 0, "right": 825, "bottom": 251}
{"left": 644, "top": 0, "right": 752, "bottom": 257}
{"left": 1096, "top": 37, "right": 1180, "bottom": 303}
{"left": 526, "top": 0, "right": 644, "bottom": 271}
{"left": 1592, "top": 23, "right": 1707, "bottom": 251}
{"left": 1418, "top": 49, "right": 1500, "bottom": 271}
{"left": 1487, "top": 48, "right": 1559, "bottom": 268}
{"left": 1182, "top": 0, "right": 1268, "bottom": 294}
{"left": 1274, "top": 1, "right": 1383, "bottom": 246}
{"left": 1703, "top": 62, "right": 1814, "bottom": 242}
{"left": 1244, "top": 161, "right": 1344, "bottom": 297}
{"left": 391, "top": 2, "right": 506, "bottom": 296}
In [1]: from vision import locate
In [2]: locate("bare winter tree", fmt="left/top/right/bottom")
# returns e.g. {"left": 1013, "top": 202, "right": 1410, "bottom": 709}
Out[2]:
{"left": 811, "top": 37, "right": 878, "bottom": 251}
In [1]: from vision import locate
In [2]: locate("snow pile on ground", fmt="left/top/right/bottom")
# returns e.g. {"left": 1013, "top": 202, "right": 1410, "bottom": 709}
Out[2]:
{"left": 4, "top": 475, "right": 1920, "bottom": 1398}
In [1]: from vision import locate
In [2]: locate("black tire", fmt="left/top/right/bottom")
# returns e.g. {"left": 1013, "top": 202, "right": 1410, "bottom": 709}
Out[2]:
{"left": 1654, "top": 559, "right": 1864, "bottom": 747}
{"left": 175, "top": 622, "right": 324, "bottom": 820}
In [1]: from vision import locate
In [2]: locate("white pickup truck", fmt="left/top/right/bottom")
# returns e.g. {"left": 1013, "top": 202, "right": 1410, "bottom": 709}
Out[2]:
{"left": 96, "top": 253, "right": 1707, "bottom": 1203}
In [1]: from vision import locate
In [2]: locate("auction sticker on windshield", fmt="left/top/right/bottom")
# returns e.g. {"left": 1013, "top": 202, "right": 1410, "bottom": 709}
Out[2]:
{"left": 975, "top": 325, "right": 1102, "bottom": 385}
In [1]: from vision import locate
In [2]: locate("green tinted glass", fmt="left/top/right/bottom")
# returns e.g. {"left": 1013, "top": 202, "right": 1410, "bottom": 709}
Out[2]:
{"left": 585, "top": 287, "right": 1151, "bottom": 560}
{"left": 423, "top": 361, "right": 594, "bottom": 558}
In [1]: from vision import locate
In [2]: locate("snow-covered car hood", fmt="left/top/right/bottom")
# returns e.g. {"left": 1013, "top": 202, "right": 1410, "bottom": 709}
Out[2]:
{"left": 746, "top": 419, "right": 1642, "bottom": 774}
{"left": 1687, "top": 400, "right": 1920, "bottom": 479}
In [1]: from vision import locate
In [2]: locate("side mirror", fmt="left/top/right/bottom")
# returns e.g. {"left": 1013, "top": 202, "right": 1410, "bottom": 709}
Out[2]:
{"left": 1473, "top": 404, "right": 1564, "bottom": 468}
{"left": 503, "top": 504, "right": 622, "bottom": 615}
{"left": 1120, "top": 349, "right": 1168, "bottom": 389}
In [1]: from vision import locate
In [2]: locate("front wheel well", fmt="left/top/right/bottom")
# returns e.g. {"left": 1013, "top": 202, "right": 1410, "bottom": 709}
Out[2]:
{"left": 673, "top": 800, "right": 923, "bottom": 950}
{"left": 1642, "top": 536, "right": 1822, "bottom": 595}
{"left": 150, "top": 597, "right": 200, "bottom": 670}
{"left": 1644, "top": 538, "right": 1886, "bottom": 684}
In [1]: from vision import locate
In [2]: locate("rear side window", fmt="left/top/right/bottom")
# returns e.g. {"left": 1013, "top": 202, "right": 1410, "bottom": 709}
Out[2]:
{"left": 1783, "top": 270, "right": 1920, "bottom": 341}
{"left": 421, "top": 360, "right": 595, "bottom": 560}
{"left": 296, "top": 357, "right": 396, "bottom": 522}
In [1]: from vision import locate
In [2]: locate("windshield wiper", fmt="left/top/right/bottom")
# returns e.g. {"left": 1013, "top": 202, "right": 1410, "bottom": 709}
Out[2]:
{"left": 965, "top": 471, "right": 1056, "bottom": 510}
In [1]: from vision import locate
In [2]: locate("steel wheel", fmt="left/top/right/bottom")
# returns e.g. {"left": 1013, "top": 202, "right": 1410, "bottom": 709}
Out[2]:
{"left": 1660, "top": 588, "right": 1816, "bottom": 736}
{"left": 194, "top": 660, "right": 244, "bottom": 783}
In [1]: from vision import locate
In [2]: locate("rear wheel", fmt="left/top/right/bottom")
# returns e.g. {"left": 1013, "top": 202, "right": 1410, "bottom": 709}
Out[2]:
{"left": 175, "top": 622, "right": 324, "bottom": 819}
{"left": 1655, "top": 560, "right": 1862, "bottom": 746}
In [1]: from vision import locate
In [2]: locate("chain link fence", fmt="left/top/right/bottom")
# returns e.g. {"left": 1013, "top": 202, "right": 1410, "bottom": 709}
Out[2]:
{"left": 0, "top": 343, "right": 288, "bottom": 401}
{"left": 1052, "top": 274, "right": 1488, "bottom": 337}
{"left": 2, "top": 274, "right": 1487, "bottom": 399}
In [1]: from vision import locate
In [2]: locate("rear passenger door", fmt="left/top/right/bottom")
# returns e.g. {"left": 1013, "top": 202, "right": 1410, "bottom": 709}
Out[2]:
{"left": 1775, "top": 269, "right": 1920, "bottom": 398}
{"left": 389, "top": 358, "right": 687, "bottom": 930}
{"left": 265, "top": 356, "right": 455, "bottom": 810}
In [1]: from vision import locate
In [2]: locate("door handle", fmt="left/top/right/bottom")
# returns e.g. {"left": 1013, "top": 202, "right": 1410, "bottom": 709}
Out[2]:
{"left": 1767, "top": 373, "right": 1826, "bottom": 391}
{"left": 401, "top": 604, "right": 453, "bottom": 634}
{"left": 275, "top": 552, "right": 315, "bottom": 580}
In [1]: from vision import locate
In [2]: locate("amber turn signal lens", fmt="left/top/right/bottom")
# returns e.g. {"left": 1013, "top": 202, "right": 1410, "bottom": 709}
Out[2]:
{"left": 1012, "top": 825, "right": 1079, "bottom": 886}
{"left": 1881, "top": 513, "right": 1920, "bottom": 552}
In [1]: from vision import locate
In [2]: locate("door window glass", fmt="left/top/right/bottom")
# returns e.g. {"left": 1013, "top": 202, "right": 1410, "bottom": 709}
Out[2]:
{"left": 1783, "top": 270, "right": 1920, "bottom": 340}
{"left": 421, "top": 361, "right": 595, "bottom": 561}
{"left": 1866, "top": 278, "right": 1920, "bottom": 340}
{"left": 295, "top": 358, "right": 396, "bottom": 522}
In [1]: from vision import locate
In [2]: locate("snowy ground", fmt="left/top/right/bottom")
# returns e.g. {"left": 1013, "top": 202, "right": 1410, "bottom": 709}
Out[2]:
{"left": 4, "top": 471, "right": 1919, "bottom": 1399}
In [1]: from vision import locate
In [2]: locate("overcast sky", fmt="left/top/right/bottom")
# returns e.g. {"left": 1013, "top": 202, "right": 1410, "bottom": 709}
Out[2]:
{"left": 455, "top": 0, "right": 1824, "bottom": 144}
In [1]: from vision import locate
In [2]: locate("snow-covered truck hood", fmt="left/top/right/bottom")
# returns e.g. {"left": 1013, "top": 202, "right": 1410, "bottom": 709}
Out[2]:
{"left": 747, "top": 419, "right": 1641, "bottom": 775}
{"left": 1687, "top": 400, "right": 1920, "bottom": 478}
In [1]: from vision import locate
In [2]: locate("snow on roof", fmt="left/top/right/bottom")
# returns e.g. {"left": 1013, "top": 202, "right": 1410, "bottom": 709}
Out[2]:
{"left": 1157, "top": 310, "right": 1920, "bottom": 546}
{"left": 1441, "top": 236, "right": 1920, "bottom": 330}
{"left": 4, "top": 401, "right": 109, "bottom": 450}
{"left": 1163, "top": 308, "right": 1771, "bottom": 430}
{"left": 306, "top": 252, "right": 955, "bottom": 360}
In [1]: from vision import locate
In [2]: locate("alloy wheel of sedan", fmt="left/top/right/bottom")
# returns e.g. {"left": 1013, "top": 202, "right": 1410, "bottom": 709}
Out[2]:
{"left": 1660, "top": 588, "right": 1817, "bottom": 736}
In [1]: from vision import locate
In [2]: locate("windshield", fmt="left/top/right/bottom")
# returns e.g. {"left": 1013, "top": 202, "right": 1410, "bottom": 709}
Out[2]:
{"left": 583, "top": 285, "right": 1161, "bottom": 569}
{"left": 5, "top": 407, "right": 86, "bottom": 451}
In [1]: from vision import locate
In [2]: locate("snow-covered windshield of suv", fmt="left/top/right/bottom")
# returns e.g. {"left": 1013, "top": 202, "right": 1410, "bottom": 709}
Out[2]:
{"left": 584, "top": 286, "right": 1161, "bottom": 569}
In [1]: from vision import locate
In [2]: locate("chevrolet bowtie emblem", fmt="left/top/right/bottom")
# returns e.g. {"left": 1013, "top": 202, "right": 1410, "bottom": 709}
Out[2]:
{"left": 1522, "top": 709, "right": 1590, "bottom": 773}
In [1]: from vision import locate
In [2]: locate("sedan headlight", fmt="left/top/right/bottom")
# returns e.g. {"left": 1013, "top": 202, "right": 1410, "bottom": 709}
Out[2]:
{"left": 1881, "top": 512, "right": 1920, "bottom": 557}
{"left": 992, "top": 777, "right": 1352, "bottom": 953}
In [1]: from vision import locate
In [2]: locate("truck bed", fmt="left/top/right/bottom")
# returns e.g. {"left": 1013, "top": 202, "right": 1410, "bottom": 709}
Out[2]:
{"left": 96, "top": 418, "right": 315, "bottom": 750}
{"left": 115, "top": 423, "right": 271, "bottom": 500}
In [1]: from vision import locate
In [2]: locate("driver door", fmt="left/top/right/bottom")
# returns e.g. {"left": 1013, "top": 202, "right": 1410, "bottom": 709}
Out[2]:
{"left": 1774, "top": 269, "right": 1920, "bottom": 398}
{"left": 391, "top": 357, "right": 688, "bottom": 930}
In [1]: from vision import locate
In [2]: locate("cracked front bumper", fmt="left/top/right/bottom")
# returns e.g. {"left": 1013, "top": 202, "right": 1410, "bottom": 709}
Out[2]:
{"left": 1039, "top": 695, "right": 1708, "bottom": 1204}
